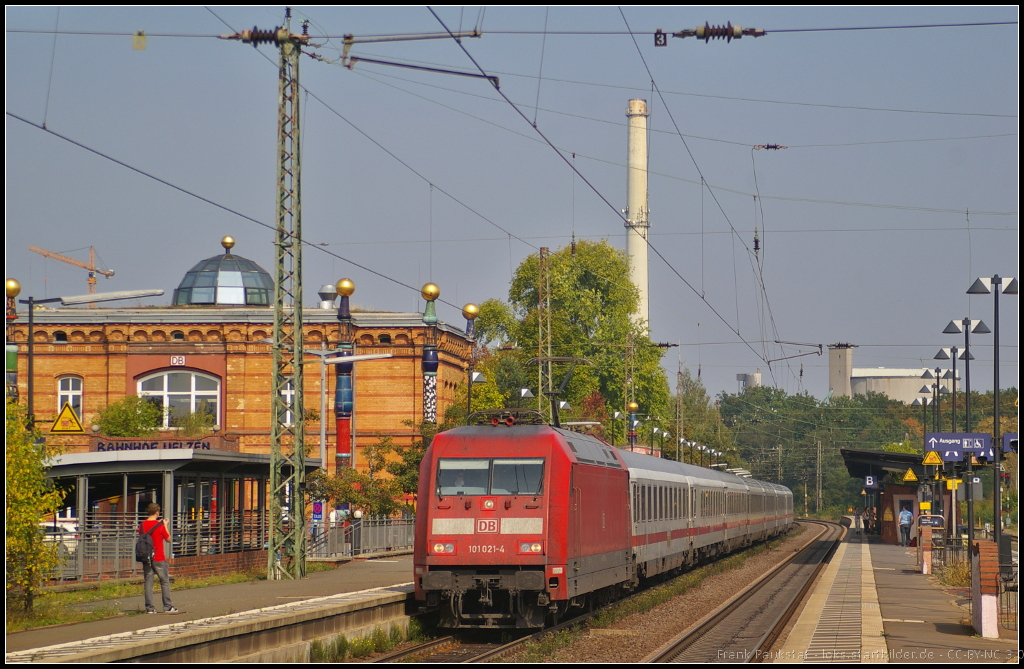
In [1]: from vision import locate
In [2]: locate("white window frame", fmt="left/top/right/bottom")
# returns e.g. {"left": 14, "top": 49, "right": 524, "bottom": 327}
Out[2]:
{"left": 58, "top": 376, "right": 83, "bottom": 419}
{"left": 137, "top": 370, "right": 220, "bottom": 429}
{"left": 280, "top": 380, "right": 294, "bottom": 426}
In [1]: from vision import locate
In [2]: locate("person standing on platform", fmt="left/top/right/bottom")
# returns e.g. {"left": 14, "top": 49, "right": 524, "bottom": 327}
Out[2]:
{"left": 139, "top": 503, "right": 177, "bottom": 614}
{"left": 854, "top": 507, "right": 863, "bottom": 534}
{"left": 898, "top": 505, "right": 914, "bottom": 547}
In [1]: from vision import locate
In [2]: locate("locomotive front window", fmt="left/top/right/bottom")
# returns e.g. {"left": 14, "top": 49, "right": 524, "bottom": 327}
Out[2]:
{"left": 436, "top": 458, "right": 545, "bottom": 496}
{"left": 491, "top": 458, "right": 544, "bottom": 496}
{"left": 437, "top": 459, "right": 490, "bottom": 496}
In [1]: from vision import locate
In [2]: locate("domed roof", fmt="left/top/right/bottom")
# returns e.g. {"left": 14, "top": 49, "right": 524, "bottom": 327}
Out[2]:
{"left": 172, "top": 241, "right": 274, "bottom": 307}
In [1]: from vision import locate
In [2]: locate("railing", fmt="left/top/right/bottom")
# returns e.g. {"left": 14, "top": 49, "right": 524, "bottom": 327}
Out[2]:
{"left": 1000, "top": 564, "right": 1017, "bottom": 631}
{"left": 47, "top": 514, "right": 414, "bottom": 582}
{"left": 308, "top": 518, "right": 415, "bottom": 559}
{"left": 931, "top": 535, "right": 970, "bottom": 567}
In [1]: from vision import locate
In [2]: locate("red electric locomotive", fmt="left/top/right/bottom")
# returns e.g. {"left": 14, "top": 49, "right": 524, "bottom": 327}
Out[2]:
{"left": 414, "top": 411, "right": 792, "bottom": 629}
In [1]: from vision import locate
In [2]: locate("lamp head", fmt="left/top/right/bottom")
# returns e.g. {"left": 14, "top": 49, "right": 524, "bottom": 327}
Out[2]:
{"left": 336, "top": 278, "right": 355, "bottom": 297}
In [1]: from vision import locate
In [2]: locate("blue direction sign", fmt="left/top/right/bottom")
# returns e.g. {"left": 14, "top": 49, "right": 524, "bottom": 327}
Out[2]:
{"left": 312, "top": 501, "right": 323, "bottom": 521}
{"left": 926, "top": 433, "right": 991, "bottom": 462}
{"left": 1004, "top": 433, "right": 1018, "bottom": 453}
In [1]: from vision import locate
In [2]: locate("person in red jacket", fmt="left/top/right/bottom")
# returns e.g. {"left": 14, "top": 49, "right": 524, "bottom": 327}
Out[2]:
{"left": 139, "top": 503, "right": 177, "bottom": 614}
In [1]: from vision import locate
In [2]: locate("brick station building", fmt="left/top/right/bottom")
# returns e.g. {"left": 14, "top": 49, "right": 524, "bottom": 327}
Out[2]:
{"left": 8, "top": 240, "right": 473, "bottom": 579}
{"left": 8, "top": 241, "right": 473, "bottom": 472}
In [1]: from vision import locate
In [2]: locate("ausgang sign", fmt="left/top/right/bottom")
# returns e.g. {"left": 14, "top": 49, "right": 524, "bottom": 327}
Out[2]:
{"left": 925, "top": 432, "right": 992, "bottom": 462}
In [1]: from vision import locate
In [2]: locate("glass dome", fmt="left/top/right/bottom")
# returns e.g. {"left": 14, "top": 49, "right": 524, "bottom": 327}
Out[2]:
{"left": 173, "top": 250, "right": 274, "bottom": 306}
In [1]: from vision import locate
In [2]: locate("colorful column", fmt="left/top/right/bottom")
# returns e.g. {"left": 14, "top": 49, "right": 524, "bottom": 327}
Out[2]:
{"left": 421, "top": 283, "right": 440, "bottom": 424}
{"left": 335, "top": 279, "right": 355, "bottom": 470}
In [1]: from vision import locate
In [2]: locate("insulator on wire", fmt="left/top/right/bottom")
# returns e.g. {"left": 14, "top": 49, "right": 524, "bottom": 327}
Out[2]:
{"left": 674, "top": 23, "right": 764, "bottom": 42}
{"left": 240, "top": 27, "right": 280, "bottom": 46}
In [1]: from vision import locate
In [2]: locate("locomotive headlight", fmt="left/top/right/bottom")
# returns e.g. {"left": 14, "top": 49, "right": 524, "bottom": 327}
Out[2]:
{"left": 519, "top": 542, "right": 544, "bottom": 554}
{"left": 432, "top": 542, "right": 456, "bottom": 554}
{"left": 482, "top": 498, "right": 496, "bottom": 510}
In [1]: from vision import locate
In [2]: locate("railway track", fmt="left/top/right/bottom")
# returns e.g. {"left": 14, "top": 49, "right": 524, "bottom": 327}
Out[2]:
{"left": 644, "top": 520, "right": 844, "bottom": 663}
{"left": 376, "top": 523, "right": 829, "bottom": 664}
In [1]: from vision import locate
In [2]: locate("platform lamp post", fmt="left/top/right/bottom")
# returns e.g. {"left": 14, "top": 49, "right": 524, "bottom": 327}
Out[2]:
{"left": 12, "top": 287, "right": 164, "bottom": 427}
{"left": 462, "top": 303, "right": 483, "bottom": 425}
{"left": 968, "top": 274, "right": 1017, "bottom": 561}
{"left": 627, "top": 401, "right": 639, "bottom": 451}
{"left": 943, "top": 317, "right": 990, "bottom": 547}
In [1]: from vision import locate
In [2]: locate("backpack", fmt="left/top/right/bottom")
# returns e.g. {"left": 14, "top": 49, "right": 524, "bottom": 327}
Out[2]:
{"left": 136, "top": 522, "right": 160, "bottom": 564}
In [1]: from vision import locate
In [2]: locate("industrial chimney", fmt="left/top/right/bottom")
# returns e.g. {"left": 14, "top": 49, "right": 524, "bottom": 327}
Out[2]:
{"left": 626, "top": 99, "right": 650, "bottom": 327}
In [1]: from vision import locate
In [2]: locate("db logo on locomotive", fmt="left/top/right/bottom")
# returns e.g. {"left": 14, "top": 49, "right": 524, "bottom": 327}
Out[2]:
{"left": 477, "top": 519, "right": 498, "bottom": 533}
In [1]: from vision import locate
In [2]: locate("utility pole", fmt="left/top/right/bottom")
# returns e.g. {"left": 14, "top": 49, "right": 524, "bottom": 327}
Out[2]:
{"left": 816, "top": 440, "right": 822, "bottom": 512}
{"left": 538, "top": 248, "right": 552, "bottom": 421}
{"left": 675, "top": 363, "right": 684, "bottom": 462}
{"left": 223, "top": 13, "right": 310, "bottom": 580}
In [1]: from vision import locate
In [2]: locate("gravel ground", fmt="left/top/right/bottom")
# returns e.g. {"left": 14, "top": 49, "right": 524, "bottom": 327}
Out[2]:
{"left": 500, "top": 522, "right": 821, "bottom": 663}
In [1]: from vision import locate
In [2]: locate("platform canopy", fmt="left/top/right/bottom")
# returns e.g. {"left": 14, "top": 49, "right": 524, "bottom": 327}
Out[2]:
{"left": 840, "top": 447, "right": 926, "bottom": 482}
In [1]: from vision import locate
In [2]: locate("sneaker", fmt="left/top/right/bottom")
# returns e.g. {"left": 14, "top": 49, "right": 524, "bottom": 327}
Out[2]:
{"left": 147, "top": 610, "right": 157, "bottom": 614}
{"left": 164, "top": 607, "right": 179, "bottom": 613}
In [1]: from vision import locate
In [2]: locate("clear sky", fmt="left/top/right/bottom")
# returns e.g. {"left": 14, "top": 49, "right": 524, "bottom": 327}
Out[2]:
{"left": 5, "top": 7, "right": 1019, "bottom": 402}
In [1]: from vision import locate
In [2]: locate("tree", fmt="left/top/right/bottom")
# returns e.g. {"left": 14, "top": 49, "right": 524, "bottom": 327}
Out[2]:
{"left": 308, "top": 437, "right": 406, "bottom": 518}
{"left": 96, "top": 395, "right": 164, "bottom": 437}
{"left": 6, "top": 401, "right": 67, "bottom": 612}
{"left": 473, "top": 240, "right": 670, "bottom": 433}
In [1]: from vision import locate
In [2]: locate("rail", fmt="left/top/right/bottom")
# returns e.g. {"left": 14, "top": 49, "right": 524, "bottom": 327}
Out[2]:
{"left": 45, "top": 515, "right": 414, "bottom": 582}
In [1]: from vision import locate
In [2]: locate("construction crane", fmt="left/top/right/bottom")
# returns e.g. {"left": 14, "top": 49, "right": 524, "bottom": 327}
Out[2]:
{"left": 28, "top": 246, "right": 115, "bottom": 305}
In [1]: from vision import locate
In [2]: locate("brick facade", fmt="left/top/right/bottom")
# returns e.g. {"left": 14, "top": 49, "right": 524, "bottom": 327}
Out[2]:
{"left": 10, "top": 308, "right": 471, "bottom": 475}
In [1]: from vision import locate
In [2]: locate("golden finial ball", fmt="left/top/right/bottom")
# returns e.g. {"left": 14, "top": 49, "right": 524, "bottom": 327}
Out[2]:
{"left": 221, "top": 236, "right": 236, "bottom": 251}
{"left": 627, "top": 401, "right": 639, "bottom": 412}
{"left": 421, "top": 283, "right": 440, "bottom": 301}
{"left": 462, "top": 303, "right": 480, "bottom": 320}
{"left": 6, "top": 278, "right": 21, "bottom": 298}
{"left": 336, "top": 278, "right": 355, "bottom": 297}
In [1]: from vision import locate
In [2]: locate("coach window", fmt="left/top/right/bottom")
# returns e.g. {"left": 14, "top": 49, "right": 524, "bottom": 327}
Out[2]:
{"left": 58, "top": 376, "right": 83, "bottom": 420}
{"left": 138, "top": 370, "right": 220, "bottom": 429}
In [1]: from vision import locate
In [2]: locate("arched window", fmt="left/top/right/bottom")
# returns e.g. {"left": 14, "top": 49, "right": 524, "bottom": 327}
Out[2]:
{"left": 58, "top": 376, "right": 83, "bottom": 419}
{"left": 138, "top": 370, "right": 220, "bottom": 429}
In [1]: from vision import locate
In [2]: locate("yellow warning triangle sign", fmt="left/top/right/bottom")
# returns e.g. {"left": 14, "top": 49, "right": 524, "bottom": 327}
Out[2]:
{"left": 903, "top": 467, "right": 918, "bottom": 482}
{"left": 922, "top": 451, "right": 943, "bottom": 465}
{"left": 49, "top": 402, "right": 85, "bottom": 434}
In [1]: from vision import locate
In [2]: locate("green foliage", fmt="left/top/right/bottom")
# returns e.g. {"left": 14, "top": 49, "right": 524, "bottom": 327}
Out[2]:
{"left": 307, "top": 437, "right": 404, "bottom": 517}
{"left": 309, "top": 635, "right": 349, "bottom": 662}
{"left": 348, "top": 635, "right": 376, "bottom": 659}
{"left": 95, "top": 395, "right": 163, "bottom": 437}
{"left": 6, "top": 402, "right": 66, "bottom": 612}
{"left": 170, "top": 400, "right": 214, "bottom": 438}
{"left": 718, "top": 387, "right": 937, "bottom": 510}
{"left": 474, "top": 241, "right": 670, "bottom": 429}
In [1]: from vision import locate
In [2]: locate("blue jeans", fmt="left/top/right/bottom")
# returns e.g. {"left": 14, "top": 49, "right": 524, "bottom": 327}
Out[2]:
{"left": 900, "top": 524, "right": 911, "bottom": 546}
{"left": 143, "top": 560, "right": 173, "bottom": 612}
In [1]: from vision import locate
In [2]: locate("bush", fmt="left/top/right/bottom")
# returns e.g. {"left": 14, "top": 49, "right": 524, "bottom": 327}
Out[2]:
{"left": 937, "top": 559, "right": 971, "bottom": 588}
{"left": 309, "top": 635, "right": 349, "bottom": 662}
{"left": 95, "top": 396, "right": 163, "bottom": 437}
{"left": 348, "top": 635, "right": 376, "bottom": 659}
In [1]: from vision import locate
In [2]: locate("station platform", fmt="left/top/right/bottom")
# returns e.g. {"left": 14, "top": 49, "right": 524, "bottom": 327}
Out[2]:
{"left": 775, "top": 522, "right": 1017, "bottom": 663}
{"left": 6, "top": 555, "right": 414, "bottom": 662}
